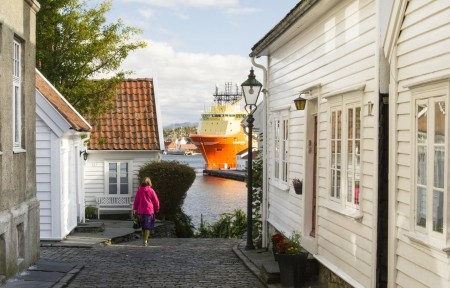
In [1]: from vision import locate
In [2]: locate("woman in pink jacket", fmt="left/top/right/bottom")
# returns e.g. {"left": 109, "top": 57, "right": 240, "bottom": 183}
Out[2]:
{"left": 133, "top": 177, "right": 160, "bottom": 246}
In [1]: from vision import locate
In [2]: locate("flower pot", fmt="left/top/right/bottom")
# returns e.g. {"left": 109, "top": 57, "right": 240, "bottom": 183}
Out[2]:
{"left": 277, "top": 252, "right": 308, "bottom": 287}
{"left": 294, "top": 186, "right": 302, "bottom": 195}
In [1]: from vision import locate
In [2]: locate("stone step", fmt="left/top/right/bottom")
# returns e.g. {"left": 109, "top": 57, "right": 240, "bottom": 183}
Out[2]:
{"left": 74, "top": 222, "right": 105, "bottom": 233}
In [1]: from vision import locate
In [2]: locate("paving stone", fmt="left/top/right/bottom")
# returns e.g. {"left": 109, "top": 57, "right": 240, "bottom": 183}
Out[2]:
{"left": 40, "top": 238, "right": 265, "bottom": 287}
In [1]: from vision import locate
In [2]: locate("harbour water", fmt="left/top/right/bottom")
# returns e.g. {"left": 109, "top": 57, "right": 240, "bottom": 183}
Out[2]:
{"left": 160, "top": 154, "right": 247, "bottom": 228}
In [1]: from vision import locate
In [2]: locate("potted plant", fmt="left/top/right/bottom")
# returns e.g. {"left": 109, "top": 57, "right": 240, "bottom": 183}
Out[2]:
{"left": 271, "top": 232, "right": 284, "bottom": 261}
{"left": 274, "top": 231, "right": 316, "bottom": 287}
{"left": 292, "top": 178, "right": 303, "bottom": 195}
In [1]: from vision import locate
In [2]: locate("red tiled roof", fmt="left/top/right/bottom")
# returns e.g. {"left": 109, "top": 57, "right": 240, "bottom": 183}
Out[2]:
{"left": 35, "top": 70, "right": 91, "bottom": 132}
{"left": 87, "top": 78, "right": 161, "bottom": 151}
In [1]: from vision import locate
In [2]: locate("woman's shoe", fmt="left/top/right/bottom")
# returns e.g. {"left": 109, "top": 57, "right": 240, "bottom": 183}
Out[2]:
{"left": 143, "top": 241, "right": 148, "bottom": 247}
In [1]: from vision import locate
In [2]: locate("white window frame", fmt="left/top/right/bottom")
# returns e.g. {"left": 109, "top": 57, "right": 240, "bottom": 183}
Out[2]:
{"left": 327, "top": 97, "right": 362, "bottom": 211}
{"left": 413, "top": 93, "right": 447, "bottom": 242}
{"left": 272, "top": 111, "right": 289, "bottom": 186}
{"left": 13, "top": 39, "right": 22, "bottom": 150}
{"left": 105, "top": 161, "right": 132, "bottom": 195}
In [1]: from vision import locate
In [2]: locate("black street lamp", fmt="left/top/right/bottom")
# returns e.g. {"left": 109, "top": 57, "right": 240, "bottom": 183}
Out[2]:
{"left": 241, "top": 67, "right": 262, "bottom": 250}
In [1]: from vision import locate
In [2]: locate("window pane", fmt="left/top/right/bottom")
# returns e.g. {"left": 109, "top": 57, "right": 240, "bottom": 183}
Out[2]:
{"left": 417, "top": 146, "right": 427, "bottom": 185}
{"left": 434, "top": 101, "right": 445, "bottom": 144}
{"left": 434, "top": 147, "right": 444, "bottom": 188}
{"left": 14, "top": 86, "right": 20, "bottom": 144}
{"left": 417, "top": 104, "right": 427, "bottom": 143}
{"left": 348, "top": 108, "right": 353, "bottom": 139}
{"left": 336, "top": 170, "right": 341, "bottom": 199}
{"left": 109, "top": 184, "right": 117, "bottom": 195}
{"left": 416, "top": 186, "right": 426, "bottom": 228}
{"left": 354, "top": 181, "right": 360, "bottom": 205}
{"left": 355, "top": 107, "right": 361, "bottom": 139}
{"left": 337, "top": 111, "right": 342, "bottom": 139}
{"left": 120, "top": 163, "right": 128, "bottom": 194}
{"left": 337, "top": 140, "right": 341, "bottom": 168}
{"left": 432, "top": 190, "right": 444, "bottom": 233}
{"left": 109, "top": 163, "right": 117, "bottom": 195}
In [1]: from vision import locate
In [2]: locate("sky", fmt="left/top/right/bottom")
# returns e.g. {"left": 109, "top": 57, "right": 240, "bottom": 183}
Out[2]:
{"left": 94, "top": 0, "right": 299, "bottom": 126}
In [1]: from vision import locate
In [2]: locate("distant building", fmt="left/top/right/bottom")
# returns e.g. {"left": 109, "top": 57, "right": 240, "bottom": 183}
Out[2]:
{"left": 0, "top": 0, "right": 41, "bottom": 283}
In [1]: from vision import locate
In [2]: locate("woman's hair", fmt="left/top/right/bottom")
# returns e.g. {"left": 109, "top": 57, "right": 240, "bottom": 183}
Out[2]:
{"left": 141, "top": 177, "right": 152, "bottom": 187}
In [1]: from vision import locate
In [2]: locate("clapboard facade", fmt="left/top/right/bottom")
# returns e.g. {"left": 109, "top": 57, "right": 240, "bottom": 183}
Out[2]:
{"left": 251, "top": 0, "right": 390, "bottom": 287}
{"left": 384, "top": 0, "right": 450, "bottom": 286}
{"left": 35, "top": 70, "right": 91, "bottom": 240}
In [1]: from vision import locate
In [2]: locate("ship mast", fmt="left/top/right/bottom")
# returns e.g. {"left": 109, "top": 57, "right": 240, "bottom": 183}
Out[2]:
{"left": 213, "top": 82, "right": 242, "bottom": 105}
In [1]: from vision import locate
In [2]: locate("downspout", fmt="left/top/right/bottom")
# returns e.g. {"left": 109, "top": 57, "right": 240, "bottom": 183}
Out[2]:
{"left": 251, "top": 56, "right": 269, "bottom": 248}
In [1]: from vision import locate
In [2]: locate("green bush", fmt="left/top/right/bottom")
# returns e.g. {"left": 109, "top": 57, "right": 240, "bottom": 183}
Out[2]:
{"left": 244, "top": 152, "right": 263, "bottom": 248}
{"left": 138, "top": 160, "right": 196, "bottom": 220}
{"left": 168, "top": 208, "right": 195, "bottom": 238}
{"left": 195, "top": 209, "right": 247, "bottom": 239}
{"left": 85, "top": 205, "right": 96, "bottom": 219}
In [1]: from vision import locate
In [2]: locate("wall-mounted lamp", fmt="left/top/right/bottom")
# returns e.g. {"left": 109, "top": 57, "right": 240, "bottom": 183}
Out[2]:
{"left": 367, "top": 101, "right": 374, "bottom": 116}
{"left": 80, "top": 150, "right": 88, "bottom": 161}
{"left": 294, "top": 92, "right": 309, "bottom": 111}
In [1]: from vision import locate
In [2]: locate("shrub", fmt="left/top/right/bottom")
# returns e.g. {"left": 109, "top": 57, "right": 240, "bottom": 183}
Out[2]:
{"left": 169, "top": 207, "right": 195, "bottom": 238}
{"left": 195, "top": 209, "right": 247, "bottom": 239}
{"left": 138, "top": 160, "right": 196, "bottom": 220}
{"left": 245, "top": 152, "right": 263, "bottom": 248}
{"left": 85, "top": 206, "right": 96, "bottom": 219}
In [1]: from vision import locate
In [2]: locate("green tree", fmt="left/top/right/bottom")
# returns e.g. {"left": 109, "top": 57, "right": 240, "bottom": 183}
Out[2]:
{"left": 36, "top": 0, "right": 147, "bottom": 121}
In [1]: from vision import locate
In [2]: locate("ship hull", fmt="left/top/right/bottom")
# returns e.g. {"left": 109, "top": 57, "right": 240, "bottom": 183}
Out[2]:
{"left": 189, "top": 134, "right": 247, "bottom": 170}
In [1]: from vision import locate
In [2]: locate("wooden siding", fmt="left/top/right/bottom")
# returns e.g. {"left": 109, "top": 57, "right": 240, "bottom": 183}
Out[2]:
{"left": 392, "top": 1, "right": 450, "bottom": 287}
{"left": 36, "top": 116, "right": 54, "bottom": 239}
{"left": 265, "top": 0, "right": 379, "bottom": 286}
{"left": 84, "top": 152, "right": 160, "bottom": 207}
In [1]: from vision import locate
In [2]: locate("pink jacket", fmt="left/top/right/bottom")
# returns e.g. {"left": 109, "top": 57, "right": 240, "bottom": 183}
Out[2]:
{"left": 133, "top": 185, "right": 160, "bottom": 215}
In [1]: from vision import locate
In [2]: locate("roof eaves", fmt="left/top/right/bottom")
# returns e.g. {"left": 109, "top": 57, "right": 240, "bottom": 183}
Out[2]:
{"left": 250, "top": 0, "right": 319, "bottom": 57}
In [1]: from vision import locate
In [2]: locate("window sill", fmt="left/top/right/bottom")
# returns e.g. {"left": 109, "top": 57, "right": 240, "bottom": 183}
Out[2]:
{"left": 269, "top": 179, "right": 289, "bottom": 192}
{"left": 13, "top": 148, "right": 26, "bottom": 154}
{"left": 323, "top": 201, "right": 363, "bottom": 222}
{"left": 405, "top": 232, "right": 450, "bottom": 257}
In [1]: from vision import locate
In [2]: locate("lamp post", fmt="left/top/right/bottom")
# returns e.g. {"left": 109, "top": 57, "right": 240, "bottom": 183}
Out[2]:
{"left": 241, "top": 67, "right": 262, "bottom": 250}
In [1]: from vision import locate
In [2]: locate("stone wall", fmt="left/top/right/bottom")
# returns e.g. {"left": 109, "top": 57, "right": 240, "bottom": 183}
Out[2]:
{"left": 319, "top": 264, "right": 353, "bottom": 288}
{"left": 0, "top": 0, "right": 40, "bottom": 284}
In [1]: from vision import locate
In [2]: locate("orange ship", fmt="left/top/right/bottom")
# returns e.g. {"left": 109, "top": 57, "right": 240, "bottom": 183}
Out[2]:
{"left": 189, "top": 83, "right": 248, "bottom": 170}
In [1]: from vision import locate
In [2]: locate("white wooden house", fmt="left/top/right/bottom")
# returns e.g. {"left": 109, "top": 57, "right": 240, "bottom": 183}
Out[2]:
{"left": 250, "top": 0, "right": 391, "bottom": 287}
{"left": 84, "top": 79, "right": 164, "bottom": 218}
{"left": 35, "top": 70, "right": 91, "bottom": 240}
{"left": 384, "top": 1, "right": 450, "bottom": 286}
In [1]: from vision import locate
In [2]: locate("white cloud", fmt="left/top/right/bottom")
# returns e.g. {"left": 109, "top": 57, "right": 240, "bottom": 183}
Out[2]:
{"left": 138, "top": 9, "right": 156, "bottom": 19}
{"left": 121, "top": 39, "right": 255, "bottom": 126}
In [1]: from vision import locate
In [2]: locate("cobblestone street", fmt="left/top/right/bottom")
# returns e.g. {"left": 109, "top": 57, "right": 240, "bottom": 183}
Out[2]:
{"left": 40, "top": 238, "right": 265, "bottom": 288}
